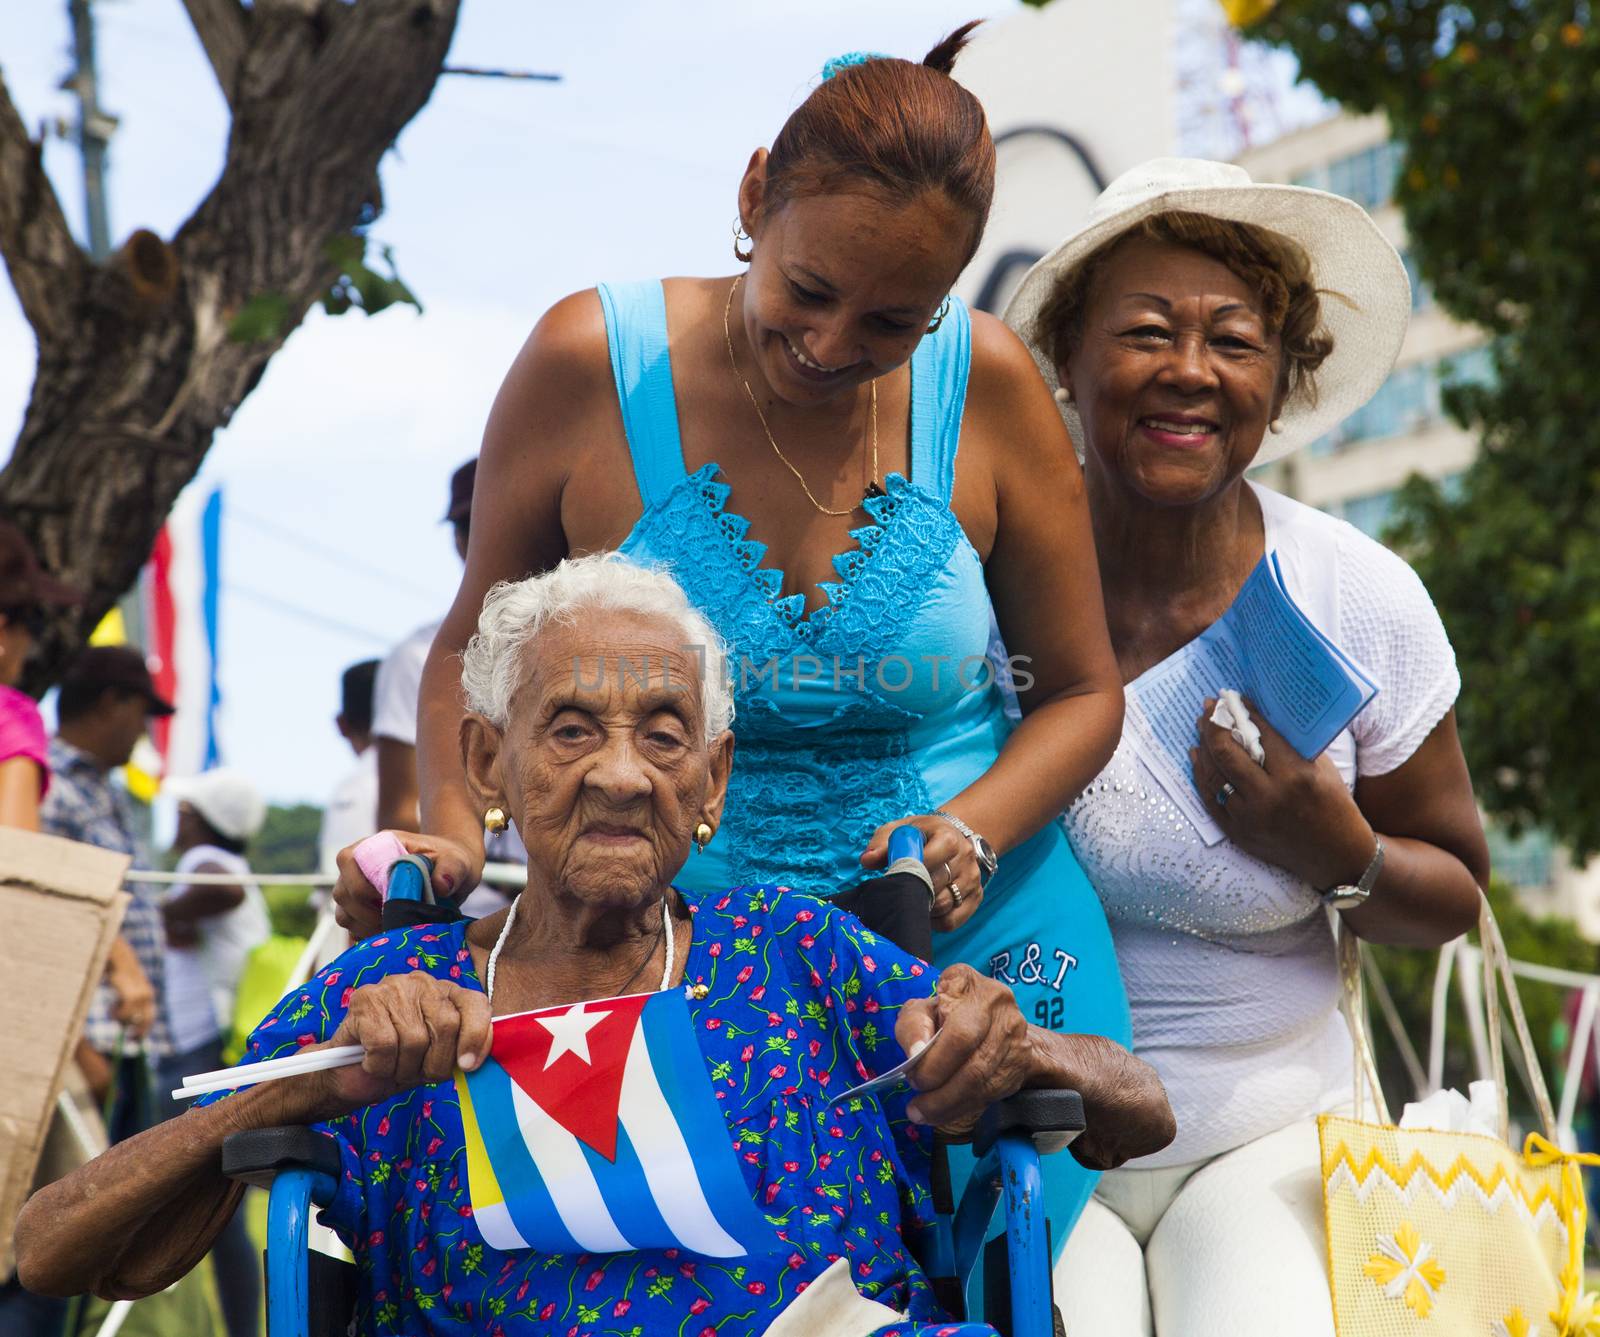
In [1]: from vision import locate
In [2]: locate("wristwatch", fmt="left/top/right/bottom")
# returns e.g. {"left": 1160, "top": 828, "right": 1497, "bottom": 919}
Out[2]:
{"left": 1320, "top": 837, "right": 1386, "bottom": 911}
{"left": 933, "top": 809, "right": 999, "bottom": 887}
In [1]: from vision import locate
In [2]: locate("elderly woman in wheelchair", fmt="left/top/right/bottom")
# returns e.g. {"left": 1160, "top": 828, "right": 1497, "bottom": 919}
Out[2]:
{"left": 16, "top": 554, "right": 1173, "bottom": 1335}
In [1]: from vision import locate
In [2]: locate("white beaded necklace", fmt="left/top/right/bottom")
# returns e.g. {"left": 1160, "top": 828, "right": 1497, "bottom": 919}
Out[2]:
{"left": 484, "top": 893, "right": 675, "bottom": 1007}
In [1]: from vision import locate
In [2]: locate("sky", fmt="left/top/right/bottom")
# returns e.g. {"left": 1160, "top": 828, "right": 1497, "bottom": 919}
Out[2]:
{"left": 0, "top": 0, "right": 1315, "bottom": 807}
{"left": 1, "top": 0, "right": 1033, "bottom": 804}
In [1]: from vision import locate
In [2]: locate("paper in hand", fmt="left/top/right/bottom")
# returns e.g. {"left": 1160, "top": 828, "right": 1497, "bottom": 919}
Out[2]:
{"left": 833, "top": 1028, "right": 943, "bottom": 1106}
{"left": 1125, "top": 552, "right": 1378, "bottom": 845}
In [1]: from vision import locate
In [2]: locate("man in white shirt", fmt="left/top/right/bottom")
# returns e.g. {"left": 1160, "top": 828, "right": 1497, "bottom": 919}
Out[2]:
{"left": 371, "top": 459, "right": 515, "bottom": 917}
{"left": 318, "top": 658, "right": 379, "bottom": 873}
{"left": 372, "top": 459, "right": 473, "bottom": 833}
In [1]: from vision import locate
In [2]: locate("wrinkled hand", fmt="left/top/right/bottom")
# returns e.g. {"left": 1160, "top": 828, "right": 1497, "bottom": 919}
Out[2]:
{"left": 893, "top": 964, "right": 1034, "bottom": 1136}
{"left": 299, "top": 972, "right": 493, "bottom": 1121}
{"left": 894, "top": 966, "right": 1177, "bottom": 1170}
{"left": 331, "top": 830, "right": 479, "bottom": 938}
{"left": 860, "top": 814, "right": 983, "bottom": 932}
{"left": 107, "top": 956, "right": 157, "bottom": 1040}
{"left": 1191, "top": 697, "right": 1376, "bottom": 891}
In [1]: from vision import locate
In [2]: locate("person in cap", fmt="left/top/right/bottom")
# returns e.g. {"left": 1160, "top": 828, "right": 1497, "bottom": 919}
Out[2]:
{"left": 335, "top": 29, "right": 1133, "bottom": 1260}
{"left": 370, "top": 458, "right": 475, "bottom": 835}
{"left": 1004, "top": 159, "right": 1489, "bottom": 1334}
{"left": 370, "top": 457, "right": 518, "bottom": 916}
{"left": 42, "top": 645, "right": 178, "bottom": 1135}
{"left": 152, "top": 766, "right": 268, "bottom": 1337}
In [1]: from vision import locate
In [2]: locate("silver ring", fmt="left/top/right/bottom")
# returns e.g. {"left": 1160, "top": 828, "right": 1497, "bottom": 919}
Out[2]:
{"left": 1216, "top": 782, "right": 1237, "bottom": 807}
{"left": 942, "top": 860, "right": 953, "bottom": 887}
{"left": 949, "top": 883, "right": 963, "bottom": 908}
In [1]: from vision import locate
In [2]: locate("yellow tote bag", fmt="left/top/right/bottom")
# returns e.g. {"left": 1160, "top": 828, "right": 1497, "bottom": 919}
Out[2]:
{"left": 1320, "top": 898, "right": 1600, "bottom": 1337}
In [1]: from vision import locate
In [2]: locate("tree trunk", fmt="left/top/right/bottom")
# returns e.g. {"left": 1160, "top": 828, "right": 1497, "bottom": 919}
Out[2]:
{"left": 0, "top": 0, "right": 461, "bottom": 690}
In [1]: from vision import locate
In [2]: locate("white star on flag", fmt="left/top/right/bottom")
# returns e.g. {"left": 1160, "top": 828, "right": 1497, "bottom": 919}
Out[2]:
{"left": 535, "top": 1002, "right": 610, "bottom": 1069}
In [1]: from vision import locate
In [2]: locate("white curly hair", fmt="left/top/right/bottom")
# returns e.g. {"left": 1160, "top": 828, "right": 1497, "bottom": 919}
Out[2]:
{"left": 459, "top": 552, "right": 733, "bottom": 741}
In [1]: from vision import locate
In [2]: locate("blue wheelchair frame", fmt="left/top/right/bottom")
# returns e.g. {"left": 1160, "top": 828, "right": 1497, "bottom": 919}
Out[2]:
{"left": 226, "top": 829, "right": 1083, "bottom": 1336}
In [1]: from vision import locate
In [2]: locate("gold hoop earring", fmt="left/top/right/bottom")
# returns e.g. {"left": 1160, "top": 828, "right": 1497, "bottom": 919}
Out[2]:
{"left": 925, "top": 295, "right": 952, "bottom": 335}
{"left": 693, "top": 822, "right": 713, "bottom": 851}
{"left": 484, "top": 806, "right": 507, "bottom": 834}
{"left": 732, "top": 218, "right": 753, "bottom": 264}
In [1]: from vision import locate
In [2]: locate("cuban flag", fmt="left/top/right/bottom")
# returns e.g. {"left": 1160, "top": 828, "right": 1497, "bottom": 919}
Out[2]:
{"left": 455, "top": 989, "right": 775, "bottom": 1258}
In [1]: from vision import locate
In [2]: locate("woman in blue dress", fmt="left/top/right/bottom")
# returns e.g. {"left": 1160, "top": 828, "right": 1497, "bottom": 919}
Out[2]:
{"left": 335, "top": 29, "right": 1133, "bottom": 1253}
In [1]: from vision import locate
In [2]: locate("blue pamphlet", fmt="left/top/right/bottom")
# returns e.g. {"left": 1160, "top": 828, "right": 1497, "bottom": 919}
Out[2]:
{"left": 1124, "top": 552, "right": 1379, "bottom": 845}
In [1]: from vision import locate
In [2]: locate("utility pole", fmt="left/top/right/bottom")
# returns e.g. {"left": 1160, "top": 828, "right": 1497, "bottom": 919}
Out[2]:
{"left": 65, "top": 0, "right": 115, "bottom": 261}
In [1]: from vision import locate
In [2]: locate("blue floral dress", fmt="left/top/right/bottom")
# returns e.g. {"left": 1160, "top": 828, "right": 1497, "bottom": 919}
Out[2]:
{"left": 205, "top": 888, "right": 996, "bottom": 1336}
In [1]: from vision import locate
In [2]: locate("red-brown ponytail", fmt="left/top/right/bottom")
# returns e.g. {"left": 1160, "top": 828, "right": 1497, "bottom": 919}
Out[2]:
{"left": 763, "top": 23, "right": 995, "bottom": 263}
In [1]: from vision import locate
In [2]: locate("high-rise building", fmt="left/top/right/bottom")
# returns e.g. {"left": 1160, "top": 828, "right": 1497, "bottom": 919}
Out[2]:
{"left": 1239, "top": 111, "right": 1491, "bottom": 542}
{"left": 1239, "top": 112, "right": 1599, "bottom": 932}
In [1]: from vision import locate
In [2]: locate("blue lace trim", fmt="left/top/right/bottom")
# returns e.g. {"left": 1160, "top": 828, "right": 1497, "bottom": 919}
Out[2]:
{"left": 719, "top": 703, "right": 931, "bottom": 892}
{"left": 625, "top": 461, "right": 976, "bottom": 893}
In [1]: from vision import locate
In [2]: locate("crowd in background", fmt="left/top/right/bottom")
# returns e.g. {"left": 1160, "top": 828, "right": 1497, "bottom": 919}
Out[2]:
{"left": 0, "top": 465, "right": 485, "bottom": 1337}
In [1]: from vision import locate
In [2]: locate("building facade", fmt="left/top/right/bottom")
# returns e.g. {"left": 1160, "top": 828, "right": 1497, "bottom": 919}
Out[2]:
{"left": 1238, "top": 113, "right": 1599, "bottom": 932}
{"left": 1238, "top": 111, "right": 1490, "bottom": 540}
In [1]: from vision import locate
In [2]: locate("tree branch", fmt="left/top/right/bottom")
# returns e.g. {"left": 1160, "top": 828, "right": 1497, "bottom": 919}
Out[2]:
{"left": 180, "top": 0, "right": 250, "bottom": 107}
{"left": 0, "top": 71, "right": 87, "bottom": 345}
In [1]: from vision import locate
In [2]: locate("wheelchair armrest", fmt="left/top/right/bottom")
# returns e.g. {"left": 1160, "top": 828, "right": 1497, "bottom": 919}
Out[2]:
{"left": 222, "top": 1126, "right": 344, "bottom": 1190}
{"left": 972, "top": 1088, "right": 1085, "bottom": 1159}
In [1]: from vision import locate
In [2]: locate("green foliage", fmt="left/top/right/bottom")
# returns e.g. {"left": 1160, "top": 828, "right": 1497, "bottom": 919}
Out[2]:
{"left": 249, "top": 802, "right": 322, "bottom": 935}
{"left": 1242, "top": 5, "right": 1600, "bottom": 858}
{"left": 1368, "top": 880, "right": 1597, "bottom": 1123}
{"left": 320, "top": 231, "right": 422, "bottom": 318}
{"left": 250, "top": 802, "right": 322, "bottom": 873}
{"left": 227, "top": 230, "right": 421, "bottom": 343}
{"left": 261, "top": 882, "right": 316, "bottom": 939}
{"left": 226, "top": 291, "right": 292, "bottom": 343}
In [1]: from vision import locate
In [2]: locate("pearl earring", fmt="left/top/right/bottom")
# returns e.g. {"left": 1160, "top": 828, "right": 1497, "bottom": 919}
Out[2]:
{"left": 1053, "top": 387, "right": 1074, "bottom": 405}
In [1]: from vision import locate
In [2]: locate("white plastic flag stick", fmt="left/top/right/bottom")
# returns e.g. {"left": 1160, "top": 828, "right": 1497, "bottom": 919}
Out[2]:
{"left": 170, "top": 1044, "right": 366, "bottom": 1101}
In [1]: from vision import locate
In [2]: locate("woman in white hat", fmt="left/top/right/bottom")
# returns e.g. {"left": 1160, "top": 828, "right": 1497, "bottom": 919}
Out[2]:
{"left": 1004, "top": 159, "right": 1490, "bottom": 1333}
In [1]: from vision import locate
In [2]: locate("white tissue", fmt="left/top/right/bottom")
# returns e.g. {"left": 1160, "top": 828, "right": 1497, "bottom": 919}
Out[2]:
{"left": 1398, "top": 1080, "right": 1502, "bottom": 1137}
{"left": 1210, "top": 689, "right": 1266, "bottom": 766}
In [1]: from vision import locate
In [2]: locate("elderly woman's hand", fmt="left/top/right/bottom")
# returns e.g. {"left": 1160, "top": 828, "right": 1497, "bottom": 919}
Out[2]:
{"left": 299, "top": 972, "right": 494, "bottom": 1119}
{"left": 1190, "top": 697, "right": 1378, "bottom": 892}
{"left": 331, "top": 830, "right": 481, "bottom": 938}
{"left": 895, "top": 964, "right": 1176, "bottom": 1170}
{"left": 894, "top": 964, "right": 1029, "bottom": 1134}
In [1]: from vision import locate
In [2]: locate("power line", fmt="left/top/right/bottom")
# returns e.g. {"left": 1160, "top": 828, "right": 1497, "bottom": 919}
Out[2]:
{"left": 225, "top": 583, "right": 393, "bottom": 648}
{"left": 228, "top": 506, "right": 444, "bottom": 603}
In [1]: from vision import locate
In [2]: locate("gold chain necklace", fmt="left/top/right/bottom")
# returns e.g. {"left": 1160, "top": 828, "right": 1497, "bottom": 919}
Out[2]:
{"left": 722, "top": 275, "right": 878, "bottom": 518}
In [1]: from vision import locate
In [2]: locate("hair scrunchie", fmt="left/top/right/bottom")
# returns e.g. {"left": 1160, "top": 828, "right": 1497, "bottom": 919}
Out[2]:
{"left": 821, "top": 51, "right": 889, "bottom": 80}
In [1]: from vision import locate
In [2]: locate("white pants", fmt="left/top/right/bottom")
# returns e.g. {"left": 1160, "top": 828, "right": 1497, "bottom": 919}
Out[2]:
{"left": 1052, "top": 1118, "right": 1336, "bottom": 1337}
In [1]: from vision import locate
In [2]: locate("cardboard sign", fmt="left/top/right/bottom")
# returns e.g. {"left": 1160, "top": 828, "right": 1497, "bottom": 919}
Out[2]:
{"left": 0, "top": 829, "right": 130, "bottom": 1276}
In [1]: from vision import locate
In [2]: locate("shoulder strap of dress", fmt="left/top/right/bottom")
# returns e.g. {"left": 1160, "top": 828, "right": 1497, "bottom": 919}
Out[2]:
{"left": 595, "top": 280, "right": 688, "bottom": 508}
{"left": 908, "top": 295, "right": 972, "bottom": 505}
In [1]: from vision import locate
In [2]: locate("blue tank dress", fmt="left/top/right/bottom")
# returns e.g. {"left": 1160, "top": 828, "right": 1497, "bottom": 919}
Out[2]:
{"left": 600, "top": 279, "right": 1131, "bottom": 1256}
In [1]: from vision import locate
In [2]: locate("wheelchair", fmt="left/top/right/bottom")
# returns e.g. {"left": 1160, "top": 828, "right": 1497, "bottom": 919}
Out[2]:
{"left": 222, "top": 827, "right": 1084, "bottom": 1336}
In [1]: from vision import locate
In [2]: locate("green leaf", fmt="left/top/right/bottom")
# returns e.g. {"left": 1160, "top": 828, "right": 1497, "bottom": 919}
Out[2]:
{"left": 227, "top": 292, "right": 292, "bottom": 343}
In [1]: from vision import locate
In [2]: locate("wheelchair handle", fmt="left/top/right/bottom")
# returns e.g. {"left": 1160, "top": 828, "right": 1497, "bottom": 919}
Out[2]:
{"left": 886, "top": 824, "right": 933, "bottom": 898}
{"left": 887, "top": 824, "right": 925, "bottom": 864}
{"left": 380, "top": 854, "right": 445, "bottom": 932}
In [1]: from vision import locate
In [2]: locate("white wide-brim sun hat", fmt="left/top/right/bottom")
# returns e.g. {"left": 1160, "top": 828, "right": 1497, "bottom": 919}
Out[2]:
{"left": 1002, "top": 157, "right": 1412, "bottom": 466}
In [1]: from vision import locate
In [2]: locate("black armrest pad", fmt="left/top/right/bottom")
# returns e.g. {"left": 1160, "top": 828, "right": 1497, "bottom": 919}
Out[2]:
{"left": 222, "top": 1126, "right": 344, "bottom": 1188}
{"left": 828, "top": 873, "right": 934, "bottom": 962}
{"left": 973, "top": 1089, "right": 1086, "bottom": 1159}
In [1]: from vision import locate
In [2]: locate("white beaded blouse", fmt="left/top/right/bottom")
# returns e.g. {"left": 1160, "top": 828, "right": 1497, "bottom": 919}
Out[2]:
{"left": 1064, "top": 482, "right": 1461, "bottom": 1167}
